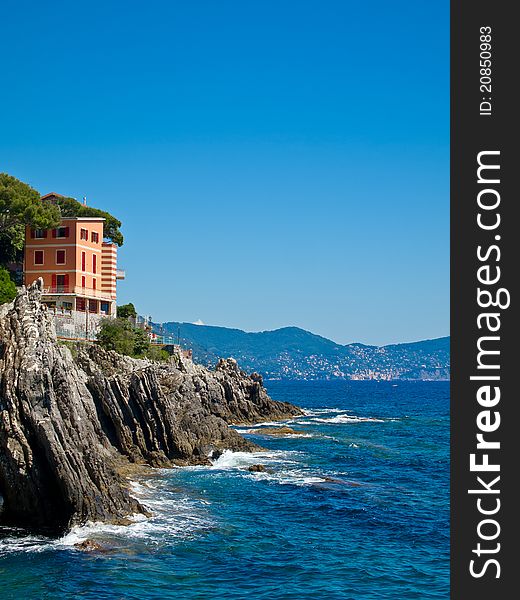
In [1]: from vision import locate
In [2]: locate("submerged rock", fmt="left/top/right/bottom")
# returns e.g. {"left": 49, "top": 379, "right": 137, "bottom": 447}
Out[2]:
{"left": 247, "top": 464, "right": 269, "bottom": 473}
{"left": 0, "top": 281, "right": 302, "bottom": 534}
{"left": 74, "top": 539, "right": 107, "bottom": 552}
{"left": 258, "top": 426, "right": 305, "bottom": 436}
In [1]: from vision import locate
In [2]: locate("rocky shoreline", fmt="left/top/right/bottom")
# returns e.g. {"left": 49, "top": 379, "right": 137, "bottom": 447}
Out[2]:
{"left": 0, "top": 281, "right": 302, "bottom": 535}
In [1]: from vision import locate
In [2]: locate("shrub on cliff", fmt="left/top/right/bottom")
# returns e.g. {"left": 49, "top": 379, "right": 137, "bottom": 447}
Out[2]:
{"left": 0, "top": 266, "right": 17, "bottom": 304}
{"left": 97, "top": 318, "right": 168, "bottom": 361}
{"left": 97, "top": 318, "right": 136, "bottom": 356}
{"left": 146, "top": 345, "right": 170, "bottom": 361}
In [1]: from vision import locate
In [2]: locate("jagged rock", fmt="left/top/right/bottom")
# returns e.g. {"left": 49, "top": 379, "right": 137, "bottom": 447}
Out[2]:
{"left": 76, "top": 347, "right": 281, "bottom": 466}
{"left": 0, "top": 280, "right": 143, "bottom": 533}
{"left": 248, "top": 464, "right": 268, "bottom": 472}
{"left": 0, "top": 281, "right": 302, "bottom": 534}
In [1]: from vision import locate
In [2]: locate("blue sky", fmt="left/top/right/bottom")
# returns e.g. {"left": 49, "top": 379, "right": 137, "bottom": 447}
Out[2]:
{"left": 1, "top": 0, "right": 449, "bottom": 345}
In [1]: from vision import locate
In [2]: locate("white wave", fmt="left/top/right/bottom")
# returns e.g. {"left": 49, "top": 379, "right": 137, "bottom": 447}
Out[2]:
{"left": 209, "top": 452, "right": 350, "bottom": 489}
{"left": 248, "top": 467, "right": 353, "bottom": 488}
{"left": 210, "top": 449, "right": 299, "bottom": 469}
{"left": 0, "top": 475, "right": 214, "bottom": 556}
{"left": 0, "top": 532, "right": 56, "bottom": 556}
{"left": 59, "top": 516, "right": 146, "bottom": 547}
{"left": 59, "top": 489, "right": 213, "bottom": 550}
{"left": 255, "top": 472, "right": 327, "bottom": 486}
{"left": 2, "top": 403, "right": 378, "bottom": 556}
{"left": 311, "top": 415, "right": 385, "bottom": 424}
{"left": 276, "top": 474, "right": 329, "bottom": 486}
{"left": 302, "top": 408, "right": 350, "bottom": 417}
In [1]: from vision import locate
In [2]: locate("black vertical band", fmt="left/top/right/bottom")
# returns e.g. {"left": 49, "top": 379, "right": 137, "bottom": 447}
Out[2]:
{"left": 451, "top": 1, "right": 518, "bottom": 597}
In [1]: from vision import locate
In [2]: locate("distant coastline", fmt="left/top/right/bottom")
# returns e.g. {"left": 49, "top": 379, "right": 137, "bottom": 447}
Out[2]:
{"left": 153, "top": 322, "right": 450, "bottom": 382}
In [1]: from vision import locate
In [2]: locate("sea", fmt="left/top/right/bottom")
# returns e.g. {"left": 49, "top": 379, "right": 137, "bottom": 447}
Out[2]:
{"left": 0, "top": 380, "right": 449, "bottom": 600}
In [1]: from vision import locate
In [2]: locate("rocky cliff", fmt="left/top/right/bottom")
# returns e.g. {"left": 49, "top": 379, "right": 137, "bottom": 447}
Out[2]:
{"left": 0, "top": 281, "right": 301, "bottom": 534}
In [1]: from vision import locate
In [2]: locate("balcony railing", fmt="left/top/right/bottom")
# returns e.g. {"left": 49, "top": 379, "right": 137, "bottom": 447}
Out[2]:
{"left": 43, "top": 285, "right": 114, "bottom": 300}
{"left": 150, "top": 335, "right": 177, "bottom": 345}
{"left": 116, "top": 269, "right": 126, "bottom": 280}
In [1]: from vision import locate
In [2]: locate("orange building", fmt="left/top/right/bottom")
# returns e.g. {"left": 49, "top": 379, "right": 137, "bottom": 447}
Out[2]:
{"left": 23, "top": 193, "right": 124, "bottom": 322}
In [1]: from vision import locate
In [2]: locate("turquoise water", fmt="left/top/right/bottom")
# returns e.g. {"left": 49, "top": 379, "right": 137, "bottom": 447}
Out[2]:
{"left": 0, "top": 381, "right": 449, "bottom": 599}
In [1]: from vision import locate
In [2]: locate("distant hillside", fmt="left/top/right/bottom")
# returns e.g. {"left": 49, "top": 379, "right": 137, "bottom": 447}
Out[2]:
{"left": 153, "top": 322, "right": 450, "bottom": 381}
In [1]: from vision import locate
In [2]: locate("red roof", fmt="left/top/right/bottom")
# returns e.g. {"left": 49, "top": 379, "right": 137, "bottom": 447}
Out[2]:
{"left": 40, "top": 192, "right": 65, "bottom": 201}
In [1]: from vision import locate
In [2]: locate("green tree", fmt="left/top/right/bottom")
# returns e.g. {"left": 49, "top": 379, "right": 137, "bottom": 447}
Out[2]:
{"left": 97, "top": 318, "right": 136, "bottom": 356}
{"left": 0, "top": 266, "right": 17, "bottom": 304}
{"left": 0, "top": 174, "right": 61, "bottom": 264}
{"left": 56, "top": 196, "right": 124, "bottom": 246}
{"left": 97, "top": 317, "right": 169, "bottom": 361}
{"left": 0, "top": 174, "right": 124, "bottom": 268}
{"left": 133, "top": 327, "right": 150, "bottom": 356}
{"left": 117, "top": 302, "right": 137, "bottom": 319}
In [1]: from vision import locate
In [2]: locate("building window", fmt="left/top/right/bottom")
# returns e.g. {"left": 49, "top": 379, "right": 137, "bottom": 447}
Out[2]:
{"left": 92, "top": 254, "right": 97, "bottom": 274}
{"left": 76, "top": 298, "right": 86, "bottom": 312}
{"left": 82, "top": 276, "right": 86, "bottom": 288}
{"left": 100, "top": 301, "right": 110, "bottom": 314}
{"left": 32, "top": 229, "right": 46, "bottom": 239}
{"left": 54, "top": 227, "right": 69, "bottom": 238}
{"left": 93, "top": 278, "right": 97, "bottom": 290}
{"left": 56, "top": 274, "right": 67, "bottom": 293}
{"left": 56, "top": 250, "right": 66, "bottom": 265}
{"left": 81, "top": 251, "right": 86, "bottom": 271}
{"left": 91, "top": 231, "right": 99, "bottom": 243}
{"left": 62, "top": 301, "right": 73, "bottom": 311}
{"left": 34, "top": 250, "right": 44, "bottom": 265}
{"left": 89, "top": 299, "right": 98, "bottom": 313}
{"left": 80, "top": 228, "right": 88, "bottom": 241}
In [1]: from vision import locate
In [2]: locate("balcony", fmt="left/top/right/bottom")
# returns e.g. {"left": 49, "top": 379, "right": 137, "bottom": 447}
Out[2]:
{"left": 42, "top": 285, "right": 113, "bottom": 300}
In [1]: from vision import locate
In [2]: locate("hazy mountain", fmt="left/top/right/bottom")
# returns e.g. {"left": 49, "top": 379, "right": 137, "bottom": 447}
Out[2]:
{"left": 153, "top": 322, "right": 449, "bottom": 381}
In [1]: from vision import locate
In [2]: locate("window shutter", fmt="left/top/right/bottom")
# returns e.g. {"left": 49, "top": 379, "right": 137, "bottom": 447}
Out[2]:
{"left": 30, "top": 229, "right": 35, "bottom": 239}
{"left": 51, "top": 274, "right": 56, "bottom": 290}
{"left": 52, "top": 229, "right": 57, "bottom": 238}
{"left": 64, "top": 274, "right": 69, "bottom": 291}
{"left": 65, "top": 227, "right": 70, "bottom": 237}
{"left": 43, "top": 230, "right": 48, "bottom": 238}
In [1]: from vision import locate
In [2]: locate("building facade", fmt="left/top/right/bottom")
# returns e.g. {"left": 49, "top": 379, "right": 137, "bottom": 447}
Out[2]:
{"left": 23, "top": 194, "right": 124, "bottom": 338}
